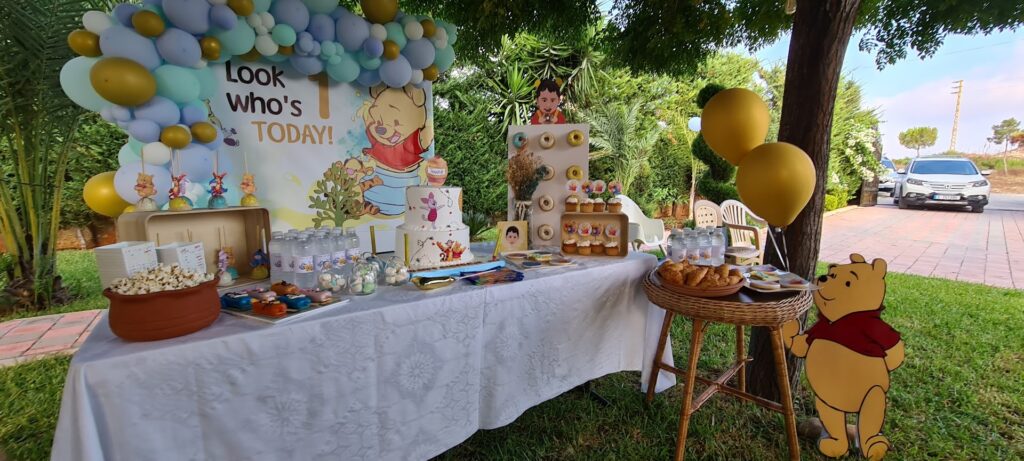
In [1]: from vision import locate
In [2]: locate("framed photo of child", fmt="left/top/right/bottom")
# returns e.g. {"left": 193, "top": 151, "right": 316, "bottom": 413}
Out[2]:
{"left": 493, "top": 221, "right": 528, "bottom": 257}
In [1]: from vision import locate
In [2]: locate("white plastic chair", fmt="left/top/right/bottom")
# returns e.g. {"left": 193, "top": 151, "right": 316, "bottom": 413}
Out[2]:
{"left": 692, "top": 200, "right": 722, "bottom": 228}
{"left": 615, "top": 194, "right": 666, "bottom": 253}
{"left": 720, "top": 199, "right": 768, "bottom": 265}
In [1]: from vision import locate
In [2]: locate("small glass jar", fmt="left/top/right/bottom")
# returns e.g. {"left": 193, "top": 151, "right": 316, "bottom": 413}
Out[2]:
{"left": 381, "top": 256, "right": 410, "bottom": 286}
{"left": 348, "top": 259, "right": 379, "bottom": 296}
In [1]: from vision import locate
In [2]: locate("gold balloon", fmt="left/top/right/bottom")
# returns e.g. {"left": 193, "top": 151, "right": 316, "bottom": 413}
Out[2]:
{"left": 190, "top": 122, "right": 217, "bottom": 143}
{"left": 200, "top": 36, "right": 222, "bottom": 60}
{"left": 735, "top": 142, "right": 816, "bottom": 227}
{"left": 700, "top": 88, "right": 770, "bottom": 166}
{"left": 278, "top": 45, "right": 293, "bottom": 56}
{"left": 422, "top": 64, "right": 439, "bottom": 82}
{"left": 90, "top": 57, "right": 157, "bottom": 107}
{"left": 123, "top": 205, "right": 138, "bottom": 214}
{"left": 160, "top": 125, "right": 192, "bottom": 149}
{"left": 83, "top": 172, "right": 131, "bottom": 218}
{"left": 420, "top": 19, "right": 436, "bottom": 38}
{"left": 360, "top": 0, "right": 398, "bottom": 24}
{"left": 131, "top": 10, "right": 165, "bottom": 38}
{"left": 382, "top": 40, "right": 400, "bottom": 60}
{"left": 227, "top": 0, "right": 254, "bottom": 17}
{"left": 241, "top": 47, "right": 262, "bottom": 62}
{"left": 68, "top": 30, "right": 101, "bottom": 57}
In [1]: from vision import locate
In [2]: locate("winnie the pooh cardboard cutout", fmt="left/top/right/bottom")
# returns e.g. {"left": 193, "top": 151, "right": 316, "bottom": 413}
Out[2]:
{"left": 781, "top": 253, "right": 905, "bottom": 460}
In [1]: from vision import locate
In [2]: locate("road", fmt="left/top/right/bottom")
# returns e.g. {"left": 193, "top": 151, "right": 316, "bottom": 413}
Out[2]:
{"left": 875, "top": 192, "right": 1024, "bottom": 211}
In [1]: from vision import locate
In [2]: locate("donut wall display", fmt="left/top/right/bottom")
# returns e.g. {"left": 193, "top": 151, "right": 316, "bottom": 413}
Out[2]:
{"left": 506, "top": 124, "right": 590, "bottom": 248}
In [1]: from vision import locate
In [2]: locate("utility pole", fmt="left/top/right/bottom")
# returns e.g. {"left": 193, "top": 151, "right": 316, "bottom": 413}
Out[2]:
{"left": 950, "top": 80, "right": 964, "bottom": 152}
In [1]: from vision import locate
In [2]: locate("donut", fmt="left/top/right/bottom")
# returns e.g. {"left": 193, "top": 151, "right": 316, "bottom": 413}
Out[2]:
{"left": 566, "top": 165, "right": 583, "bottom": 180}
{"left": 512, "top": 132, "right": 528, "bottom": 149}
{"left": 539, "top": 132, "right": 556, "bottom": 149}
{"left": 538, "top": 195, "right": 555, "bottom": 211}
{"left": 567, "top": 129, "right": 586, "bottom": 147}
{"left": 537, "top": 224, "right": 555, "bottom": 241}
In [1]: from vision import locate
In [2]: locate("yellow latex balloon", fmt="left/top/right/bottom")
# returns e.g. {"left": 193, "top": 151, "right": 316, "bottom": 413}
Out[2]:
{"left": 123, "top": 205, "right": 137, "bottom": 214}
{"left": 420, "top": 19, "right": 436, "bottom": 38}
{"left": 278, "top": 45, "right": 293, "bottom": 56}
{"left": 382, "top": 40, "right": 400, "bottom": 60}
{"left": 160, "top": 125, "right": 192, "bottom": 149}
{"left": 240, "top": 47, "right": 262, "bottom": 62}
{"left": 736, "top": 142, "right": 817, "bottom": 227}
{"left": 360, "top": 0, "right": 398, "bottom": 24}
{"left": 131, "top": 10, "right": 165, "bottom": 38}
{"left": 190, "top": 122, "right": 217, "bottom": 143}
{"left": 68, "top": 30, "right": 101, "bottom": 57}
{"left": 83, "top": 172, "right": 131, "bottom": 218}
{"left": 422, "top": 64, "right": 439, "bottom": 82}
{"left": 701, "top": 88, "right": 770, "bottom": 166}
{"left": 200, "top": 36, "right": 222, "bottom": 60}
{"left": 90, "top": 57, "right": 157, "bottom": 107}
{"left": 227, "top": 0, "right": 255, "bottom": 17}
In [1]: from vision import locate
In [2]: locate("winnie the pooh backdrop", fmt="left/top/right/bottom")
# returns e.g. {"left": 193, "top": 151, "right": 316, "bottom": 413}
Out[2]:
{"left": 782, "top": 254, "right": 905, "bottom": 460}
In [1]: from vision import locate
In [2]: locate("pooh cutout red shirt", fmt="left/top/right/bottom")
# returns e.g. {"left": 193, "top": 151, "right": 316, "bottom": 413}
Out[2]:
{"left": 363, "top": 126, "right": 424, "bottom": 172}
{"left": 805, "top": 307, "right": 902, "bottom": 358}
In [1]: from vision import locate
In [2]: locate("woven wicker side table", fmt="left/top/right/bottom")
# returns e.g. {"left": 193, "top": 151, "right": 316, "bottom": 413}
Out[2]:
{"left": 642, "top": 271, "right": 813, "bottom": 461}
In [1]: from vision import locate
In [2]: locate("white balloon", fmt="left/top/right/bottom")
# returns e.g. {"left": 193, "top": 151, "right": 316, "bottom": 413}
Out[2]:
{"left": 254, "top": 25, "right": 268, "bottom": 35}
{"left": 687, "top": 116, "right": 702, "bottom": 132}
{"left": 409, "top": 69, "right": 424, "bottom": 85}
{"left": 82, "top": 11, "right": 113, "bottom": 34}
{"left": 141, "top": 142, "right": 172, "bottom": 165}
{"left": 434, "top": 29, "right": 448, "bottom": 48}
{"left": 259, "top": 12, "right": 275, "bottom": 28}
{"left": 370, "top": 24, "right": 387, "bottom": 41}
{"left": 255, "top": 35, "right": 278, "bottom": 55}
{"left": 246, "top": 14, "right": 262, "bottom": 28}
{"left": 404, "top": 21, "right": 423, "bottom": 40}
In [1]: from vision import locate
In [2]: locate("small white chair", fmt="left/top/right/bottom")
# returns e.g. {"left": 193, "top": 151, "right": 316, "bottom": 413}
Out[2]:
{"left": 692, "top": 200, "right": 723, "bottom": 228}
{"left": 615, "top": 194, "right": 666, "bottom": 253}
{"left": 720, "top": 199, "right": 768, "bottom": 265}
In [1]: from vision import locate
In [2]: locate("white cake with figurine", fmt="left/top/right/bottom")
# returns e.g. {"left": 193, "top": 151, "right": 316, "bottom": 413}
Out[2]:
{"left": 395, "top": 186, "right": 475, "bottom": 270}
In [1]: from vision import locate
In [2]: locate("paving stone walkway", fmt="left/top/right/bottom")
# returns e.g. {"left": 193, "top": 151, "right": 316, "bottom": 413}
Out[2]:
{"left": 0, "top": 310, "right": 102, "bottom": 367}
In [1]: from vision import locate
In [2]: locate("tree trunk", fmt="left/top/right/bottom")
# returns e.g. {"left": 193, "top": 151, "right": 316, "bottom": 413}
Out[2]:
{"left": 747, "top": 0, "right": 862, "bottom": 401}
{"left": 1004, "top": 143, "right": 1009, "bottom": 174}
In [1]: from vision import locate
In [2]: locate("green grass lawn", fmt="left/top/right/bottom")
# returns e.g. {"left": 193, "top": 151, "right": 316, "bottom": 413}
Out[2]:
{"left": 1, "top": 262, "right": 1021, "bottom": 460}
{"left": 1, "top": 251, "right": 106, "bottom": 323}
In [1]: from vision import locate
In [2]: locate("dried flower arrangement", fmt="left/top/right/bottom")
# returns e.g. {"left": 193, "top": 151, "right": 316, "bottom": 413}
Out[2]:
{"left": 507, "top": 146, "right": 548, "bottom": 201}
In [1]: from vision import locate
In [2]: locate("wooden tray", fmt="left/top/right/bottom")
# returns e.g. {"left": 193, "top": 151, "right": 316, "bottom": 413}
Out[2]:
{"left": 650, "top": 269, "right": 745, "bottom": 298}
{"left": 560, "top": 212, "right": 629, "bottom": 258}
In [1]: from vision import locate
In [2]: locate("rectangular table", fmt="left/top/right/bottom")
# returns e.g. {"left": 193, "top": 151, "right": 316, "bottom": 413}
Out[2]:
{"left": 52, "top": 252, "right": 675, "bottom": 460}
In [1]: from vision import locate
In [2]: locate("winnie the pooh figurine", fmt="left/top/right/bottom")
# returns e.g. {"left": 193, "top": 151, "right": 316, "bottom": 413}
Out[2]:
{"left": 781, "top": 253, "right": 904, "bottom": 460}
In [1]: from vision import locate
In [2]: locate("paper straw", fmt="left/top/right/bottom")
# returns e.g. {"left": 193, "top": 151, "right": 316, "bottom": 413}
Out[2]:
{"left": 369, "top": 225, "right": 377, "bottom": 255}
{"left": 404, "top": 234, "right": 410, "bottom": 267}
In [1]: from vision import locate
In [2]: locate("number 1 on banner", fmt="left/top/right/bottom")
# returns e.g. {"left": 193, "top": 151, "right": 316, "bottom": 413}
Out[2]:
{"left": 310, "top": 74, "right": 330, "bottom": 120}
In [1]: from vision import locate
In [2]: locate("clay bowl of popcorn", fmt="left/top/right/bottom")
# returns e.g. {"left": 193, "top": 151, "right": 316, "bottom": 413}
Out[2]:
{"left": 103, "top": 265, "right": 220, "bottom": 342}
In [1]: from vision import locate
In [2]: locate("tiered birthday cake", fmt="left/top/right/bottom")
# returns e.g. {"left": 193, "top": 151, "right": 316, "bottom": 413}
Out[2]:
{"left": 395, "top": 186, "right": 475, "bottom": 270}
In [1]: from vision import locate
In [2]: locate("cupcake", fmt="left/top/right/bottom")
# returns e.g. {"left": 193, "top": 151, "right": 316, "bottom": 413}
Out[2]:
{"left": 605, "top": 241, "right": 621, "bottom": 256}
{"left": 607, "top": 197, "right": 623, "bottom": 213}
{"left": 577, "top": 240, "right": 592, "bottom": 255}
{"left": 580, "top": 198, "right": 595, "bottom": 213}
{"left": 593, "top": 197, "right": 606, "bottom": 212}
{"left": 591, "top": 241, "right": 605, "bottom": 255}
{"left": 562, "top": 238, "right": 578, "bottom": 254}
{"left": 565, "top": 195, "right": 580, "bottom": 212}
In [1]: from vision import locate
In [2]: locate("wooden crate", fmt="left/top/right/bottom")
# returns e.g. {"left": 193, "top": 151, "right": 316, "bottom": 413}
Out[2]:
{"left": 117, "top": 208, "right": 271, "bottom": 286}
{"left": 560, "top": 212, "right": 629, "bottom": 257}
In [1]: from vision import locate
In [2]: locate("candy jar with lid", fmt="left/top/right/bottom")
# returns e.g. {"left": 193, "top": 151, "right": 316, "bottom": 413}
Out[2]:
{"left": 348, "top": 258, "right": 378, "bottom": 296}
{"left": 381, "top": 256, "right": 410, "bottom": 286}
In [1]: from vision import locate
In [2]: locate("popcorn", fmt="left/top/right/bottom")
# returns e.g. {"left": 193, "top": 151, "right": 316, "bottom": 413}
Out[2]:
{"left": 109, "top": 264, "right": 214, "bottom": 295}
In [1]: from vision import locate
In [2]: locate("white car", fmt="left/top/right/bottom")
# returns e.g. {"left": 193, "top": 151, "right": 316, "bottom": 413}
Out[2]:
{"left": 893, "top": 157, "right": 990, "bottom": 213}
{"left": 878, "top": 157, "right": 897, "bottom": 194}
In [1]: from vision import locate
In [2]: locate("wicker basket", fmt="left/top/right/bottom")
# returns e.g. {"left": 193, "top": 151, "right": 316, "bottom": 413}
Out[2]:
{"left": 644, "top": 271, "right": 811, "bottom": 326}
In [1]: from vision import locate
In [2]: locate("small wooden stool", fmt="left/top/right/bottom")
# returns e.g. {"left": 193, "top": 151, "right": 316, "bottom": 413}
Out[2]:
{"left": 642, "top": 272, "right": 812, "bottom": 461}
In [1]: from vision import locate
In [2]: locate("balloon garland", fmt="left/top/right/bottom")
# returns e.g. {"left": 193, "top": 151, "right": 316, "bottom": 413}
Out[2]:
{"left": 63, "top": 0, "right": 458, "bottom": 216}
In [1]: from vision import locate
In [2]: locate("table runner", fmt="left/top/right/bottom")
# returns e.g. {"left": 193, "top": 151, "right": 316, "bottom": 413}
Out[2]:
{"left": 52, "top": 252, "right": 674, "bottom": 460}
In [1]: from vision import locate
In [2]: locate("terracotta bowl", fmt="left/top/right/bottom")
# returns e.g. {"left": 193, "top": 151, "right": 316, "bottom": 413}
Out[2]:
{"left": 103, "top": 277, "right": 221, "bottom": 342}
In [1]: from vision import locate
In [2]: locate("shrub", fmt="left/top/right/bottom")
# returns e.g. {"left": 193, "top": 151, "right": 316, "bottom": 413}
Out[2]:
{"left": 824, "top": 194, "right": 847, "bottom": 212}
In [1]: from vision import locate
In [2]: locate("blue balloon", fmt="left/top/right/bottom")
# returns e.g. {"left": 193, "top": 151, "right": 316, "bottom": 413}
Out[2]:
{"left": 356, "top": 68, "right": 380, "bottom": 87}
{"left": 358, "top": 53, "right": 381, "bottom": 70}
{"left": 100, "top": 106, "right": 116, "bottom": 122}
{"left": 329, "top": 6, "right": 349, "bottom": 20}
{"left": 180, "top": 102, "right": 207, "bottom": 125}
{"left": 117, "top": 143, "right": 141, "bottom": 166}
{"left": 434, "top": 43, "right": 456, "bottom": 72}
{"left": 213, "top": 21, "right": 256, "bottom": 56}
{"left": 128, "top": 137, "right": 145, "bottom": 154}
{"left": 112, "top": 3, "right": 140, "bottom": 26}
{"left": 114, "top": 161, "right": 172, "bottom": 205}
{"left": 194, "top": 66, "right": 218, "bottom": 100}
{"left": 177, "top": 144, "right": 214, "bottom": 180}
{"left": 302, "top": 0, "right": 336, "bottom": 15}
{"left": 253, "top": 0, "right": 272, "bottom": 13}
{"left": 110, "top": 105, "right": 133, "bottom": 123}
{"left": 153, "top": 65, "right": 200, "bottom": 103}
{"left": 61, "top": 57, "right": 107, "bottom": 111}
{"left": 271, "top": 24, "right": 297, "bottom": 46}
{"left": 295, "top": 32, "right": 319, "bottom": 56}
{"left": 128, "top": 119, "right": 161, "bottom": 143}
{"left": 264, "top": 54, "right": 289, "bottom": 63}
{"left": 289, "top": 55, "right": 323, "bottom": 75}
{"left": 325, "top": 53, "right": 359, "bottom": 82}
{"left": 203, "top": 130, "right": 223, "bottom": 150}
{"left": 307, "top": 14, "right": 334, "bottom": 42}
{"left": 446, "top": 23, "right": 458, "bottom": 46}
{"left": 336, "top": 12, "right": 369, "bottom": 52}
{"left": 403, "top": 39, "right": 435, "bottom": 69}
{"left": 379, "top": 54, "right": 412, "bottom": 88}
{"left": 384, "top": 22, "right": 406, "bottom": 49}
{"left": 134, "top": 96, "right": 180, "bottom": 127}
{"left": 270, "top": 0, "right": 310, "bottom": 31}
{"left": 163, "top": 0, "right": 211, "bottom": 35}
{"left": 156, "top": 28, "right": 202, "bottom": 68}
{"left": 363, "top": 38, "right": 384, "bottom": 58}
{"left": 209, "top": 4, "right": 237, "bottom": 30}
{"left": 99, "top": 26, "right": 162, "bottom": 70}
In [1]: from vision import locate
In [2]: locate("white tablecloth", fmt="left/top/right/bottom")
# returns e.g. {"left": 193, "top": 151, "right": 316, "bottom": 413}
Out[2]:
{"left": 52, "top": 252, "right": 675, "bottom": 461}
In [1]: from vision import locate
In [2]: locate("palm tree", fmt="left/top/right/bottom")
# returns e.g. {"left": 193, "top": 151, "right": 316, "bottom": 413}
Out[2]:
{"left": 0, "top": 0, "right": 106, "bottom": 311}
{"left": 581, "top": 101, "right": 662, "bottom": 194}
